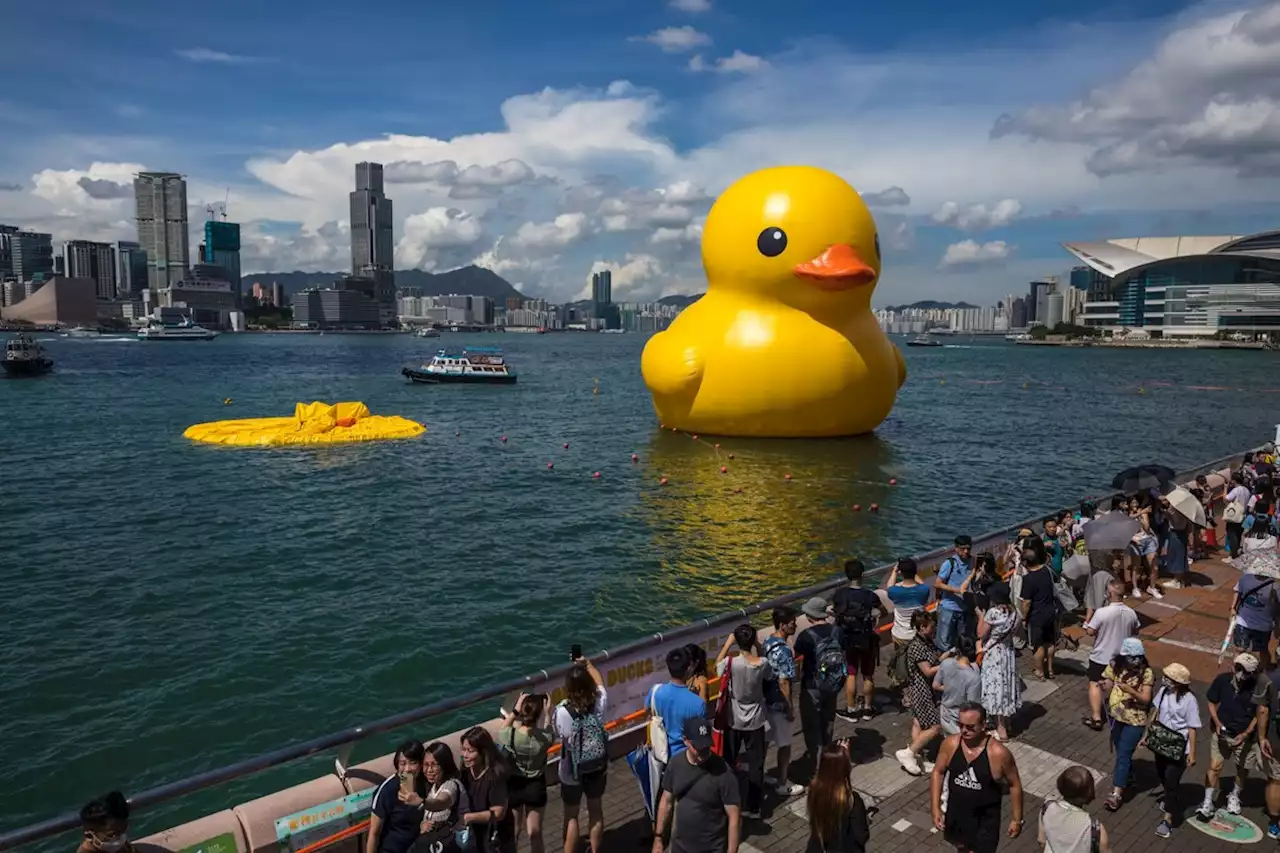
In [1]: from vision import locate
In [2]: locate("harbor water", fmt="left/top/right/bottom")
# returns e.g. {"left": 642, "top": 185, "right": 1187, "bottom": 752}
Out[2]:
{"left": 1, "top": 332, "right": 1274, "bottom": 840}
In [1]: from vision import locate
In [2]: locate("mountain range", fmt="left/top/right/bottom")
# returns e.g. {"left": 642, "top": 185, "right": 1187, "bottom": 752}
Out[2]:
{"left": 882, "top": 300, "right": 978, "bottom": 311}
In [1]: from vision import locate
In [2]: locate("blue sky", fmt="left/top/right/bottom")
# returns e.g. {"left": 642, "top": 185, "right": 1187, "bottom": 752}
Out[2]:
{"left": 3, "top": 0, "right": 1279, "bottom": 304}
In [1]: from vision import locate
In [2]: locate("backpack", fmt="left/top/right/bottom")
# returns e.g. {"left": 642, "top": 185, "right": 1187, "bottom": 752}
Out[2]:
{"left": 646, "top": 684, "right": 669, "bottom": 765}
{"left": 561, "top": 700, "right": 607, "bottom": 780}
{"left": 885, "top": 642, "right": 911, "bottom": 689}
{"left": 835, "top": 591, "right": 876, "bottom": 649}
{"left": 813, "top": 630, "right": 847, "bottom": 694}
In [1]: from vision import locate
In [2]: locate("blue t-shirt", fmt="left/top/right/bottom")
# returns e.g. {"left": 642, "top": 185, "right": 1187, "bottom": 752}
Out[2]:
{"left": 651, "top": 682, "right": 707, "bottom": 758}
{"left": 937, "top": 556, "right": 972, "bottom": 612}
{"left": 887, "top": 583, "right": 931, "bottom": 610}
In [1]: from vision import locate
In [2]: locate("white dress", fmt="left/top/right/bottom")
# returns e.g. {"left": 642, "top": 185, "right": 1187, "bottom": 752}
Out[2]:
{"left": 980, "top": 606, "right": 1022, "bottom": 717}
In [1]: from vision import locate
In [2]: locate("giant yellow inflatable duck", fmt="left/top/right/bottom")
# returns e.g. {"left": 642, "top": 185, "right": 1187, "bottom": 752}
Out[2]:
{"left": 641, "top": 166, "right": 907, "bottom": 437}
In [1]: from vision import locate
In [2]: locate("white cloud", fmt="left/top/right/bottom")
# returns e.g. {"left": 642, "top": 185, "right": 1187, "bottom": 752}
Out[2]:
{"left": 636, "top": 26, "right": 712, "bottom": 53}
{"left": 689, "top": 50, "right": 769, "bottom": 73}
{"left": 939, "top": 240, "right": 1013, "bottom": 269}
{"left": 581, "top": 254, "right": 674, "bottom": 301}
{"left": 240, "top": 221, "right": 351, "bottom": 273}
{"left": 993, "top": 2, "right": 1280, "bottom": 177}
{"left": 650, "top": 221, "right": 703, "bottom": 244}
{"left": 510, "top": 212, "right": 588, "bottom": 249}
{"left": 861, "top": 186, "right": 911, "bottom": 208}
{"left": 669, "top": 0, "right": 711, "bottom": 11}
{"left": 931, "top": 199, "right": 1022, "bottom": 231}
{"left": 174, "top": 47, "right": 263, "bottom": 64}
{"left": 396, "top": 208, "right": 484, "bottom": 270}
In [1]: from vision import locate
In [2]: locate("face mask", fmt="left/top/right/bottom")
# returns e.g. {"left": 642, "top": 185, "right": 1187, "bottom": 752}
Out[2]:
{"left": 99, "top": 837, "right": 127, "bottom": 853}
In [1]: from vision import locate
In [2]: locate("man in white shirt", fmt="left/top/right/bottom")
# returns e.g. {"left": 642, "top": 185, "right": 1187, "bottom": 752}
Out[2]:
{"left": 1082, "top": 580, "right": 1140, "bottom": 729}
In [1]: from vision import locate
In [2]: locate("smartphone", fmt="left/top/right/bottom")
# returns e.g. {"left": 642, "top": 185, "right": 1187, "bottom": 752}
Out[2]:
{"left": 399, "top": 769, "right": 413, "bottom": 792}
{"left": 571, "top": 644, "right": 583, "bottom": 661}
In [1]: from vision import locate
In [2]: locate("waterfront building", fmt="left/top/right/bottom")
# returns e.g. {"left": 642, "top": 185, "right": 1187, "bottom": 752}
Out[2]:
{"left": 251, "top": 282, "right": 266, "bottom": 303}
{"left": 349, "top": 162, "right": 396, "bottom": 326}
{"left": 11, "top": 230, "right": 54, "bottom": 283}
{"left": 271, "top": 282, "right": 284, "bottom": 308}
{"left": 591, "top": 270, "right": 619, "bottom": 329}
{"left": 117, "top": 241, "right": 147, "bottom": 297}
{"left": 1028, "top": 279, "right": 1055, "bottom": 325}
{"left": 63, "top": 240, "right": 117, "bottom": 300}
{"left": 135, "top": 172, "right": 190, "bottom": 293}
{"left": 152, "top": 264, "right": 237, "bottom": 328}
{"left": 1046, "top": 292, "right": 1065, "bottom": 328}
{"left": 203, "top": 220, "right": 242, "bottom": 307}
{"left": 399, "top": 294, "right": 495, "bottom": 327}
{"left": 1010, "top": 297, "right": 1028, "bottom": 329}
{"left": 293, "top": 287, "right": 381, "bottom": 329}
{"left": 0, "top": 275, "right": 97, "bottom": 326}
{"left": 1065, "top": 230, "right": 1280, "bottom": 337}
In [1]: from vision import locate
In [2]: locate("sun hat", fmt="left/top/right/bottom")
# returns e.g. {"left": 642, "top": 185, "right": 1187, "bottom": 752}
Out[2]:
{"left": 1235, "top": 652, "right": 1260, "bottom": 673}
{"left": 801, "top": 597, "right": 829, "bottom": 621}
{"left": 1119, "top": 637, "right": 1145, "bottom": 657}
{"left": 1163, "top": 663, "right": 1191, "bottom": 685}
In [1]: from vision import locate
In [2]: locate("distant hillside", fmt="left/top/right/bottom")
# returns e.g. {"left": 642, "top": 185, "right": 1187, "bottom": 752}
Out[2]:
{"left": 658, "top": 294, "right": 702, "bottom": 307}
{"left": 242, "top": 265, "right": 524, "bottom": 301}
{"left": 883, "top": 300, "right": 978, "bottom": 311}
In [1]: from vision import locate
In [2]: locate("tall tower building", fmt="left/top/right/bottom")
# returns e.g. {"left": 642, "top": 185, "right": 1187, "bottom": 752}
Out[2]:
{"left": 11, "top": 231, "right": 54, "bottom": 282}
{"left": 349, "top": 162, "right": 396, "bottom": 325}
{"left": 63, "top": 240, "right": 118, "bottom": 299}
{"left": 134, "top": 172, "right": 190, "bottom": 293}
{"left": 0, "top": 223, "right": 18, "bottom": 280}
{"left": 591, "top": 270, "right": 612, "bottom": 305}
{"left": 203, "top": 219, "right": 242, "bottom": 306}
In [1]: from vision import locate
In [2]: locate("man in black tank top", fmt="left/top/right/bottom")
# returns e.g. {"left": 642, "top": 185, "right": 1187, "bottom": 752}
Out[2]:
{"left": 929, "top": 702, "right": 1024, "bottom": 853}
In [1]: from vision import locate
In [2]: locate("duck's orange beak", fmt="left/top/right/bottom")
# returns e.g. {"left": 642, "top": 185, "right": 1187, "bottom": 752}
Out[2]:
{"left": 793, "top": 244, "right": 877, "bottom": 290}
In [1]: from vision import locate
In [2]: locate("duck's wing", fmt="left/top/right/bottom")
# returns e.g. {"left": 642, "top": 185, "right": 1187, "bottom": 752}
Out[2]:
{"left": 641, "top": 327, "right": 704, "bottom": 399}
{"left": 893, "top": 342, "right": 907, "bottom": 389}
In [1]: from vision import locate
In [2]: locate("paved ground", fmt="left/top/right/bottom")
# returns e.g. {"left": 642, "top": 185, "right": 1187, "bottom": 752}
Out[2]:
{"left": 524, "top": 544, "right": 1273, "bottom": 852}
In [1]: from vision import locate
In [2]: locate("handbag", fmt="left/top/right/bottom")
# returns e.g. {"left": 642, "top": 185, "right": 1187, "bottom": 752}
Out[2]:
{"left": 1225, "top": 501, "right": 1246, "bottom": 524}
{"left": 1145, "top": 690, "right": 1188, "bottom": 763}
{"left": 711, "top": 657, "right": 732, "bottom": 757}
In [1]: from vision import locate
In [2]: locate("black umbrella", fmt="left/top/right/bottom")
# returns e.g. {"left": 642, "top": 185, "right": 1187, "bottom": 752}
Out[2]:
{"left": 1112, "top": 464, "right": 1177, "bottom": 495}
{"left": 1082, "top": 512, "right": 1143, "bottom": 550}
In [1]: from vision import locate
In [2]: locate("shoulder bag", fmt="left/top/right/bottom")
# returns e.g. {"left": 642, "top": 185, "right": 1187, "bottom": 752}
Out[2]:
{"left": 1144, "top": 689, "right": 1188, "bottom": 763}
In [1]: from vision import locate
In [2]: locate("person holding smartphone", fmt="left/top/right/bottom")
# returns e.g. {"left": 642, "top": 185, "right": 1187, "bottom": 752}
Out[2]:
{"left": 368, "top": 740, "right": 430, "bottom": 853}
{"left": 499, "top": 692, "right": 553, "bottom": 853}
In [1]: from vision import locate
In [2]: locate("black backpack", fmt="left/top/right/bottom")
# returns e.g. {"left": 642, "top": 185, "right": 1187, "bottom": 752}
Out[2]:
{"left": 835, "top": 591, "right": 876, "bottom": 649}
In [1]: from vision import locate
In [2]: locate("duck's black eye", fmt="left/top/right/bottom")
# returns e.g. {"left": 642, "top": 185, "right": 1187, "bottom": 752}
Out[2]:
{"left": 756, "top": 227, "right": 787, "bottom": 257}
{"left": 874, "top": 233, "right": 881, "bottom": 259}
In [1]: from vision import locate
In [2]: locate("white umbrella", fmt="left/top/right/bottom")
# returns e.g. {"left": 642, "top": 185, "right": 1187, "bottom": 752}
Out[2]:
{"left": 1062, "top": 553, "right": 1092, "bottom": 581}
{"left": 1165, "top": 486, "right": 1207, "bottom": 528}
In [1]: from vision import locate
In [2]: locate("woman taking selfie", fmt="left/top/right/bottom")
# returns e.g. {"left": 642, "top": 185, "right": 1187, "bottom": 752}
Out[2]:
{"left": 412, "top": 742, "right": 467, "bottom": 853}
{"left": 367, "top": 740, "right": 429, "bottom": 853}
{"left": 806, "top": 740, "right": 871, "bottom": 852}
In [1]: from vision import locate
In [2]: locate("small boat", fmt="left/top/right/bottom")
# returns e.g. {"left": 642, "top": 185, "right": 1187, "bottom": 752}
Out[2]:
{"left": 138, "top": 317, "right": 219, "bottom": 341}
{"left": 65, "top": 326, "right": 101, "bottom": 338}
{"left": 402, "top": 347, "right": 518, "bottom": 385}
{"left": 905, "top": 336, "right": 944, "bottom": 348}
{"left": 3, "top": 333, "right": 54, "bottom": 376}
{"left": 415, "top": 328, "right": 441, "bottom": 338}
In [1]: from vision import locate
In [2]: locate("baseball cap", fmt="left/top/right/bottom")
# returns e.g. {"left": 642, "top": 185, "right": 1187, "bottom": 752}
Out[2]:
{"left": 685, "top": 718, "right": 714, "bottom": 753}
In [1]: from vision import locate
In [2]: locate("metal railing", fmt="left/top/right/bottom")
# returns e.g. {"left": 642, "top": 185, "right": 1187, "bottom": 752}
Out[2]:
{"left": 0, "top": 446, "right": 1255, "bottom": 851}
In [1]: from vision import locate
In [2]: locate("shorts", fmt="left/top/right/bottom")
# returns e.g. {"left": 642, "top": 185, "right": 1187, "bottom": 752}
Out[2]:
{"left": 1209, "top": 733, "right": 1280, "bottom": 779}
{"left": 943, "top": 801, "right": 1002, "bottom": 853}
{"left": 766, "top": 709, "right": 792, "bottom": 748}
{"left": 1028, "top": 617, "right": 1058, "bottom": 649}
{"left": 1087, "top": 660, "right": 1108, "bottom": 682}
{"left": 508, "top": 772, "right": 548, "bottom": 809}
{"left": 1129, "top": 536, "right": 1157, "bottom": 557}
{"left": 1234, "top": 624, "right": 1271, "bottom": 653}
{"left": 561, "top": 767, "right": 607, "bottom": 807}
{"left": 844, "top": 639, "right": 880, "bottom": 677}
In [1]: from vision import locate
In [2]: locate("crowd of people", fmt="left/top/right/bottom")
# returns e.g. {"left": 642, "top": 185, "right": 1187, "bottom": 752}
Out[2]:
{"left": 73, "top": 450, "right": 1280, "bottom": 853}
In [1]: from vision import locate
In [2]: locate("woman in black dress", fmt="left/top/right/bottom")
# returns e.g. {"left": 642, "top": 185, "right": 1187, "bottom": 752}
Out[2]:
{"left": 1018, "top": 541, "right": 1059, "bottom": 680}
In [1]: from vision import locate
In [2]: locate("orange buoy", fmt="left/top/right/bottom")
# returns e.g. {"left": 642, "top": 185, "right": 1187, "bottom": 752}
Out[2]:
{"left": 714, "top": 443, "right": 720, "bottom": 448}
{"left": 720, "top": 466, "right": 728, "bottom": 474}
{"left": 592, "top": 471, "right": 601, "bottom": 479}
{"left": 784, "top": 473, "right": 792, "bottom": 481}
{"left": 659, "top": 477, "right": 669, "bottom": 485}
{"left": 852, "top": 504, "right": 862, "bottom": 512}
{"left": 869, "top": 503, "right": 880, "bottom": 512}
{"left": 631, "top": 454, "right": 639, "bottom": 462}
{"left": 692, "top": 434, "right": 699, "bottom": 440}
{"left": 728, "top": 453, "right": 734, "bottom": 460}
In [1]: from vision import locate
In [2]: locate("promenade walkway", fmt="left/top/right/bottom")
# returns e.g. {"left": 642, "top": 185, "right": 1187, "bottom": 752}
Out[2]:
{"left": 525, "top": 547, "right": 1264, "bottom": 853}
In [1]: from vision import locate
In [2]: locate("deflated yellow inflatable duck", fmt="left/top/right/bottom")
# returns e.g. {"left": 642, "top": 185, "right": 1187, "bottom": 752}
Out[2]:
{"left": 641, "top": 166, "right": 907, "bottom": 437}
{"left": 184, "top": 401, "right": 425, "bottom": 447}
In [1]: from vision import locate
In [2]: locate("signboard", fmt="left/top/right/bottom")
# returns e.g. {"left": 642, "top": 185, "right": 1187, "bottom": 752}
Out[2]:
{"left": 274, "top": 789, "right": 374, "bottom": 853}
{"left": 179, "top": 832, "right": 238, "bottom": 853}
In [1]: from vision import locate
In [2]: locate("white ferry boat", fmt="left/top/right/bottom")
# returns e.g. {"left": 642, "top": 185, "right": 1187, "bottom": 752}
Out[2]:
{"left": 415, "top": 327, "right": 441, "bottom": 338}
{"left": 137, "top": 317, "right": 219, "bottom": 341}
{"left": 3, "top": 333, "right": 54, "bottom": 376}
{"left": 401, "top": 347, "right": 517, "bottom": 385}
{"left": 64, "top": 326, "right": 101, "bottom": 338}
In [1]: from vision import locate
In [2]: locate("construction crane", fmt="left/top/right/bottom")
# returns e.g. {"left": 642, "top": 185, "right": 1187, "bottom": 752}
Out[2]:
{"left": 204, "top": 188, "right": 231, "bottom": 222}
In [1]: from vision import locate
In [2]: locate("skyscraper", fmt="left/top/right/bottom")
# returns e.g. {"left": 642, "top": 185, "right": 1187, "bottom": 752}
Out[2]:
{"left": 134, "top": 172, "right": 190, "bottom": 293}
{"left": 203, "top": 220, "right": 242, "bottom": 306}
{"left": 12, "top": 231, "right": 54, "bottom": 282}
{"left": 349, "top": 162, "right": 396, "bottom": 324}
{"left": 591, "top": 270, "right": 612, "bottom": 305}
{"left": 0, "top": 224, "right": 18, "bottom": 280}
{"left": 1028, "top": 279, "right": 1056, "bottom": 325}
{"left": 63, "top": 240, "right": 118, "bottom": 299}
{"left": 117, "top": 241, "right": 148, "bottom": 297}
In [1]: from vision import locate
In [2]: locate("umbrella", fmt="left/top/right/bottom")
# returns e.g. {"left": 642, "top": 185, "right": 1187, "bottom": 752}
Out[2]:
{"left": 1062, "top": 553, "right": 1092, "bottom": 581}
{"left": 1082, "top": 512, "right": 1142, "bottom": 551}
{"left": 1112, "top": 464, "right": 1177, "bottom": 494}
{"left": 626, "top": 743, "right": 663, "bottom": 822}
{"left": 1165, "top": 486, "right": 1207, "bottom": 528}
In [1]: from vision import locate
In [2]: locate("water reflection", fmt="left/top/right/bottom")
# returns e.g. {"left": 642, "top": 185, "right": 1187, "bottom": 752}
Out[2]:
{"left": 637, "top": 429, "right": 903, "bottom": 616}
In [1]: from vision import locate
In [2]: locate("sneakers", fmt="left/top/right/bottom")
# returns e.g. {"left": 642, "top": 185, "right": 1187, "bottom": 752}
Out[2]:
{"left": 860, "top": 706, "right": 876, "bottom": 722}
{"left": 1132, "top": 588, "right": 1143, "bottom": 600}
{"left": 1196, "top": 793, "right": 1216, "bottom": 821}
{"left": 1268, "top": 820, "right": 1280, "bottom": 841}
{"left": 922, "top": 760, "right": 936, "bottom": 773}
{"left": 772, "top": 779, "right": 805, "bottom": 797}
{"left": 743, "top": 809, "right": 762, "bottom": 820}
{"left": 837, "top": 708, "right": 859, "bottom": 722}
{"left": 1147, "top": 586, "right": 1164, "bottom": 600}
{"left": 895, "top": 748, "right": 923, "bottom": 776}
{"left": 1228, "top": 791, "right": 1243, "bottom": 815}
{"left": 1155, "top": 820, "right": 1171, "bottom": 839}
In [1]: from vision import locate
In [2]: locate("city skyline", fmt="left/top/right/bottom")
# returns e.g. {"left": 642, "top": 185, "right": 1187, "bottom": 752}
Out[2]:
{"left": 2, "top": 1, "right": 1280, "bottom": 307}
